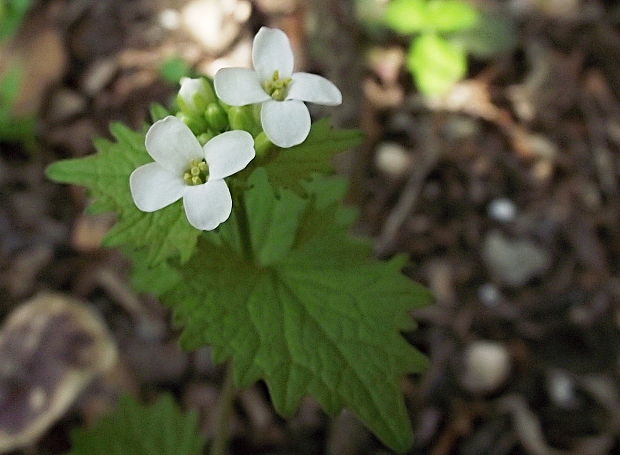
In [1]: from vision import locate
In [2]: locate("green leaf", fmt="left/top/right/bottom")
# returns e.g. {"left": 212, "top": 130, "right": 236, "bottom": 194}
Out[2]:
{"left": 0, "top": 64, "right": 36, "bottom": 147}
{"left": 128, "top": 249, "right": 182, "bottom": 295}
{"left": 0, "top": 0, "right": 32, "bottom": 41}
{"left": 385, "top": 0, "right": 479, "bottom": 34}
{"left": 164, "top": 168, "right": 431, "bottom": 452}
{"left": 384, "top": 0, "right": 427, "bottom": 33}
{"left": 46, "top": 123, "right": 200, "bottom": 266}
{"left": 449, "top": 11, "right": 518, "bottom": 58}
{"left": 159, "top": 57, "right": 191, "bottom": 84}
{"left": 407, "top": 33, "right": 466, "bottom": 95}
{"left": 66, "top": 395, "right": 204, "bottom": 455}
{"left": 424, "top": 0, "right": 479, "bottom": 32}
{"left": 0, "top": 64, "right": 21, "bottom": 106}
{"left": 149, "top": 103, "right": 170, "bottom": 122}
{"left": 258, "top": 118, "right": 363, "bottom": 195}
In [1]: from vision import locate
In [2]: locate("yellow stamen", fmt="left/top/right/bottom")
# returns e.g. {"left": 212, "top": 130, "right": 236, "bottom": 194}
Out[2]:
{"left": 264, "top": 70, "right": 292, "bottom": 101}
{"left": 183, "top": 159, "right": 209, "bottom": 186}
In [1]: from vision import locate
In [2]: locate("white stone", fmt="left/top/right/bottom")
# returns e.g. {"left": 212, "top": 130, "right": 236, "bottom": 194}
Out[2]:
{"left": 462, "top": 340, "right": 511, "bottom": 394}
{"left": 482, "top": 230, "right": 551, "bottom": 286}
{"left": 374, "top": 142, "right": 412, "bottom": 178}
{"left": 488, "top": 198, "right": 517, "bottom": 223}
{"left": 546, "top": 370, "right": 577, "bottom": 408}
{"left": 478, "top": 283, "right": 501, "bottom": 306}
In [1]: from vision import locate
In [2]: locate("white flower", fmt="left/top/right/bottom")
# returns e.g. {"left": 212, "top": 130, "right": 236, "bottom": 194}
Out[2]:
{"left": 214, "top": 26, "right": 342, "bottom": 148}
{"left": 130, "top": 116, "right": 255, "bottom": 231}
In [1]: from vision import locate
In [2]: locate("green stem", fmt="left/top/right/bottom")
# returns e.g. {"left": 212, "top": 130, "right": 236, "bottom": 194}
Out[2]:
{"left": 211, "top": 363, "right": 236, "bottom": 455}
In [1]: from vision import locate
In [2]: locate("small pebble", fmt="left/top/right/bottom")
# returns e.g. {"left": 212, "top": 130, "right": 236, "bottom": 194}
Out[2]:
{"left": 488, "top": 198, "right": 517, "bottom": 223}
{"left": 482, "top": 230, "right": 552, "bottom": 287}
{"left": 461, "top": 340, "right": 511, "bottom": 394}
{"left": 546, "top": 370, "right": 577, "bottom": 408}
{"left": 478, "top": 283, "right": 501, "bottom": 307}
{"left": 374, "top": 142, "right": 412, "bottom": 178}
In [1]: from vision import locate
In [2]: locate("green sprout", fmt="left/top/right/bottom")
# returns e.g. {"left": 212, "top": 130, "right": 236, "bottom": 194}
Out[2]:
{"left": 384, "top": 0, "right": 517, "bottom": 95}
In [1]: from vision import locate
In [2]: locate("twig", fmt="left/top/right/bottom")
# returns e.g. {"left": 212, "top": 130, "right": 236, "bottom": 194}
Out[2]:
{"left": 211, "top": 363, "right": 236, "bottom": 455}
{"left": 582, "top": 71, "right": 620, "bottom": 198}
{"left": 374, "top": 122, "right": 441, "bottom": 257}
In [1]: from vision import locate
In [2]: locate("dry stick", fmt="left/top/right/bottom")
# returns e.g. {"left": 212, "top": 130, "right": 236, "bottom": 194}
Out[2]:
{"left": 374, "top": 125, "right": 441, "bottom": 258}
{"left": 211, "top": 363, "right": 236, "bottom": 455}
{"left": 582, "top": 72, "right": 620, "bottom": 198}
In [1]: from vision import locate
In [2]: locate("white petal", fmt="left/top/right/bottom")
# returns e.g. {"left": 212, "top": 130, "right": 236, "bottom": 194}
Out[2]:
{"left": 252, "top": 27, "right": 294, "bottom": 81}
{"left": 261, "top": 100, "right": 311, "bottom": 148}
{"left": 287, "top": 72, "right": 342, "bottom": 106}
{"left": 145, "top": 116, "right": 203, "bottom": 174}
{"left": 204, "top": 131, "right": 255, "bottom": 180}
{"left": 214, "top": 68, "right": 270, "bottom": 106}
{"left": 183, "top": 180, "right": 232, "bottom": 230}
{"left": 129, "top": 162, "right": 185, "bottom": 212}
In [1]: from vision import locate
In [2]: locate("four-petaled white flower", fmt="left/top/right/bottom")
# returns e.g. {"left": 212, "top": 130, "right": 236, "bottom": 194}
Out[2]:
{"left": 130, "top": 116, "right": 255, "bottom": 231}
{"left": 214, "top": 26, "right": 342, "bottom": 148}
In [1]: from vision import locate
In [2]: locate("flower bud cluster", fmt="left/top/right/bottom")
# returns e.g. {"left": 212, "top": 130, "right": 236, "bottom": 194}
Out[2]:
{"left": 176, "top": 77, "right": 257, "bottom": 142}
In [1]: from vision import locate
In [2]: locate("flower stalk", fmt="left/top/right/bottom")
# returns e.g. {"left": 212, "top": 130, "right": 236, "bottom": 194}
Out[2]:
{"left": 211, "top": 363, "right": 236, "bottom": 455}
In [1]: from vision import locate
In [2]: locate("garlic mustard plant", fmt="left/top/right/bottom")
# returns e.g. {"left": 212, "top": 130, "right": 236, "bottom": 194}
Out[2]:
{"left": 129, "top": 116, "right": 254, "bottom": 231}
{"left": 46, "top": 25, "right": 431, "bottom": 454}
{"left": 214, "top": 27, "right": 342, "bottom": 148}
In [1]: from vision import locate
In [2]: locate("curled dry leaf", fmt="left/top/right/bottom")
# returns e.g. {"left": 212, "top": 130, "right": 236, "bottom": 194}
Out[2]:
{"left": 0, "top": 293, "right": 117, "bottom": 453}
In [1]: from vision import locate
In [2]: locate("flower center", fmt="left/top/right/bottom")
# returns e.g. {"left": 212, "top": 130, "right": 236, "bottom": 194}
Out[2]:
{"left": 262, "top": 70, "right": 292, "bottom": 101}
{"left": 183, "top": 159, "right": 209, "bottom": 186}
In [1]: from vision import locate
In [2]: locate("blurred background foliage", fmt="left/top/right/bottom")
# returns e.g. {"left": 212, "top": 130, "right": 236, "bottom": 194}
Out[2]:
{"left": 382, "top": 0, "right": 517, "bottom": 94}
{"left": 0, "top": 0, "right": 35, "bottom": 149}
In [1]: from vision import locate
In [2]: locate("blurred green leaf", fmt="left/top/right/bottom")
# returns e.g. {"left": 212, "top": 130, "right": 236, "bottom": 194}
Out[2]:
{"left": 385, "top": 0, "right": 427, "bottom": 33}
{"left": 0, "top": 63, "right": 21, "bottom": 106}
{"left": 0, "top": 0, "right": 31, "bottom": 41}
{"left": 450, "top": 11, "right": 518, "bottom": 58}
{"left": 407, "top": 33, "right": 466, "bottom": 95}
{"left": 66, "top": 395, "right": 204, "bottom": 455}
{"left": 425, "top": 0, "right": 479, "bottom": 32}
{"left": 159, "top": 57, "right": 191, "bottom": 84}
{"left": 0, "top": 64, "right": 36, "bottom": 147}
{"left": 149, "top": 103, "right": 170, "bottom": 123}
{"left": 0, "top": 114, "right": 35, "bottom": 145}
{"left": 385, "top": 0, "right": 479, "bottom": 34}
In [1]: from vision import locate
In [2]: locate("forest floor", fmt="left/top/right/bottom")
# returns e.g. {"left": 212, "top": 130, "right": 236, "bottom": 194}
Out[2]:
{"left": 0, "top": 0, "right": 619, "bottom": 454}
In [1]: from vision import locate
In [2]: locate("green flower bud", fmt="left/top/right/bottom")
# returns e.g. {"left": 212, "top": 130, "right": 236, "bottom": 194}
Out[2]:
{"left": 228, "top": 106, "right": 261, "bottom": 136}
{"left": 197, "top": 130, "right": 215, "bottom": 145}
{"left": 177, "top": 77, "right": 216, "bottom": 115}
{"left": 204, "top": 103, "right": 228, "bottom": 132}
{"left": 253, "top": 132, "right": 273, "bottom": 159}
{"left": 176, "top": 113, "right": 207, "bottom": 135}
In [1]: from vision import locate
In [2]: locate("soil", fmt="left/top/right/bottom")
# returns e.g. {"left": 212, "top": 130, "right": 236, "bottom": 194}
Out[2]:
{"left": 0, "top": 0, "right": 619, "bottom": 454}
